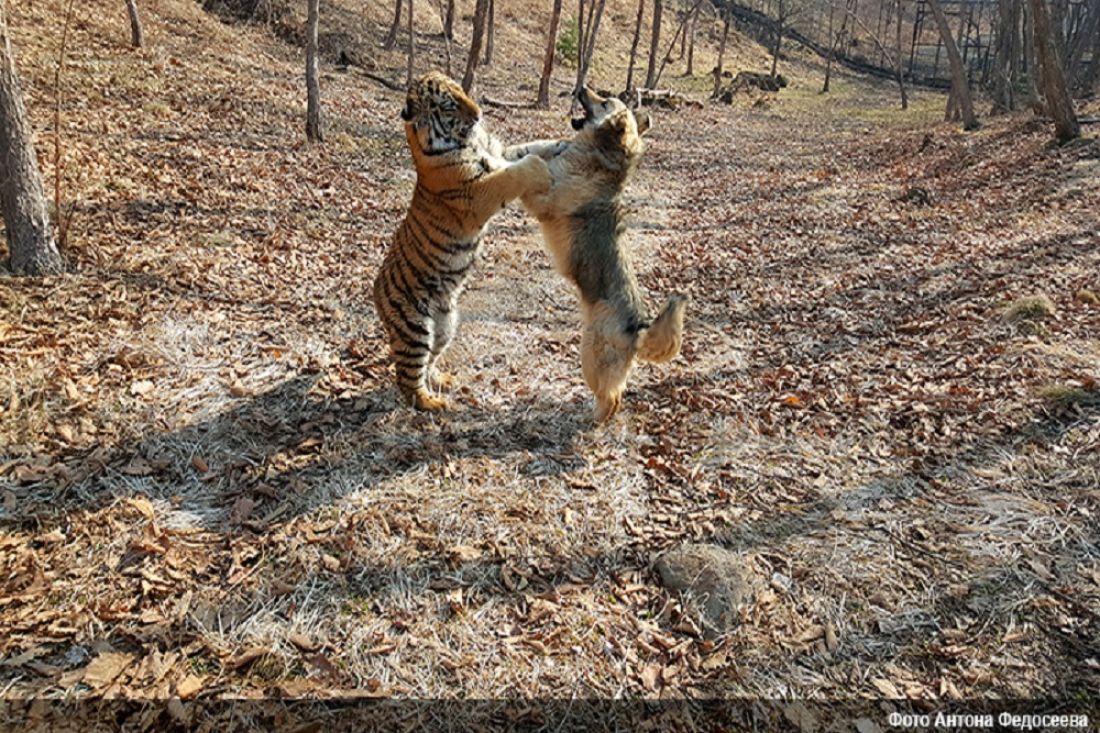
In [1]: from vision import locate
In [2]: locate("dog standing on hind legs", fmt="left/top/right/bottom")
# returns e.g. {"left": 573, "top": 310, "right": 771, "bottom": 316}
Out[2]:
{"left": 521, "top": 86, "right": 688, "bottom": 422}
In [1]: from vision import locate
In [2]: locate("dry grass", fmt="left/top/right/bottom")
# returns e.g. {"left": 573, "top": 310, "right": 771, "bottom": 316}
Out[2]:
{"left": 1002, "top": 294, "right": 1058, "bottom": 323}
{"left": 1, "top": 0, "right": 1098, "bottom": 707}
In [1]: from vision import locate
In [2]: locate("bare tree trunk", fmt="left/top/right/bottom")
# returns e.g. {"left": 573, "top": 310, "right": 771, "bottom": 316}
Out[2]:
{"left": 436, "top": 0, "right": 453, "bottom": 75}
{"left": 305, "top": 0, "right": 323, "bottom": 142}
{"left": 406, "top": 0, "right": 415, "bottom": 86}
{"left": 992, "top": 0, "right": 1019, "bottom": 112}
{"left": 1082, "top": 13, "right": 1100, "bottom": 94}
{"left": 1029, "top": 0, "right": 1080, "bottom": 141}
{"left": 846, "top": 0, "right": 909, "bottom": 107}
{"left": 896, "top": 0, "right": 906, "bottom": 94}
{"left": 677, "top": 5, "right": 686, "bottom": 60}
{"left": 125, "top": 0, "right": 144, "bottom": 48}
{"left": 685, "top": 3, "right": 697, "bottom": 75}
{"left": 577, "top": 0, "right": 587, "bottom": 75}
{"left": 625, "top": 0, "right": 646, "bottom": 92}
{"left": 462, "top": 0, "right": 489, "bottom": 92}
{"left": 483, "top": 0, "right": 494, "bottom": 65}
{"left": 578, "top": 0, "right": 606, "bottom": 89}
{"left": 1068, "top": 0, "right": 1100, "bottom": 93}
{"left": 822, "top": 0, "right": 836, "bottom": 92}
{"left": 384, "top": 0, "right": 402, "bottom": 51}
{"left": 770, "top": 0, "right": 784, "bottom": 79}
{"left": 538, "top": 0, "right": 564, "bottom": 108}
{"left": 654, "top": 0, "right": 702, "bottom": 86}
{"left": 713, "top": 6, "right": 730, "bottom": 97}
{"left": 926, "top": 0, "right": 979, "bottom": 129}
{"left": 645, "top": 0, "right": 663, "bottom": 88}
{"left": 1, "top": 4, "right": 62, "bottom": 275}
{"left": 444, "top": 0, "right": 455, "bottom": 40}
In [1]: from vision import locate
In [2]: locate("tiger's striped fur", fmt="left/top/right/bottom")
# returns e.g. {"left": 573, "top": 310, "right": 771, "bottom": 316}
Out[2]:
{"left": 373, "top": 72, "right": 563, "bottom": 411}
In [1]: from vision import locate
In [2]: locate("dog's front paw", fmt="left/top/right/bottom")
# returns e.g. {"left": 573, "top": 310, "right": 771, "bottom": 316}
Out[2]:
{"left": 521, "top": 154, "right": 552, "bottom": 195}
{"left": 547, "top": 139, "right": 569, "bottom": 157}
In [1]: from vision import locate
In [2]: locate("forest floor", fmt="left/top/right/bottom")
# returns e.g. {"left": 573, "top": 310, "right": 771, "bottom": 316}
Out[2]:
{"left": 1, "top": 0, "right": 1099, "bottom": 712}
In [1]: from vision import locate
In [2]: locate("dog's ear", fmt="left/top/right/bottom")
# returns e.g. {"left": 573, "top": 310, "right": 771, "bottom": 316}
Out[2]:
{"left": 634, "top": 109, "right": 652, "bottom": 136}
{"left": 593, "top": 112, "right": 629, "bottom": 171}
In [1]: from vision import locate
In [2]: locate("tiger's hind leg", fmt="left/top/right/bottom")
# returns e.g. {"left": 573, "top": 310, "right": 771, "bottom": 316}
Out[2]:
{"left": 375, "top": 275, "right": 448, "bottom": 412}
{"left": 427, "top": 308, "right": 459, "bottom": 393}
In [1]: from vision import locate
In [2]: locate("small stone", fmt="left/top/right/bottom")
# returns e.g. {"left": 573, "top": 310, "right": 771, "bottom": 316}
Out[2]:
{"left": 655, "top": 544, "right": 762, "bottom": 639}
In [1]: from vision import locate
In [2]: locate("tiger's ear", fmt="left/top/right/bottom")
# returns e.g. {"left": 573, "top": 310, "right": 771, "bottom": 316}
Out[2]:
{"left": 400, "top": 103, "right": 413, "bottom": 121}
{"left": 634, "top": 110, "right": 652, "bottom": 136}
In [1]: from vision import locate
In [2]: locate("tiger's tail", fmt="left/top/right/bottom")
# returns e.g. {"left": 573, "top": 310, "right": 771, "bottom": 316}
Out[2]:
{"left": 636, "top": 294, "right": 688, "bottom": 363}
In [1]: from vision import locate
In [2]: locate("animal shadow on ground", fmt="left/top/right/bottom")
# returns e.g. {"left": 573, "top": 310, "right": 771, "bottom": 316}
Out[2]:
{"left": 13, "top": 375, "right": 589, "bottom": 532}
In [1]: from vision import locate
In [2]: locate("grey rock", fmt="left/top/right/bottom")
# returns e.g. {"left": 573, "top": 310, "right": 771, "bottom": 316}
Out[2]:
{"left": 655, "top": 544, "right": 761, "bottom": 639}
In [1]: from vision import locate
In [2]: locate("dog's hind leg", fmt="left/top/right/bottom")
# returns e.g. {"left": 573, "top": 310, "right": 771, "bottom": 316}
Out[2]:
{"left": 582, "top": 305, "right": 635, "bottom": 423}
{"left": 637, "top": 295, "right": 688, "bottom": 363}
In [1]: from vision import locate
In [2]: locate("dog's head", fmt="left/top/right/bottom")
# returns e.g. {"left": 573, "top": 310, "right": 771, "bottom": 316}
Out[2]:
{"left": 570, "top": 86, "right": 651, "bottom": 136}
{"left": 570, "top": 86, "right": 651, "bottom": 173}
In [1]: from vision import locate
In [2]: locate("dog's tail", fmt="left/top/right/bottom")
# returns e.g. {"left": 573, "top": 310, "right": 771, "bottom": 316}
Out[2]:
{"left": 636, "top": 294, "right": 688, "bottom": 363}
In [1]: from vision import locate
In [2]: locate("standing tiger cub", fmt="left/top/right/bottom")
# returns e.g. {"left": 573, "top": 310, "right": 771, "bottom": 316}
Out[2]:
{"left": 373, "top": 72, "right": 561, "bottom": 411}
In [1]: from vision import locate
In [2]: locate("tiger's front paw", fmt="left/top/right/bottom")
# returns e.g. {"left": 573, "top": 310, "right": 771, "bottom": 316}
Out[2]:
{"left": 520, "top": 154, "right": 552, "bottom": 195}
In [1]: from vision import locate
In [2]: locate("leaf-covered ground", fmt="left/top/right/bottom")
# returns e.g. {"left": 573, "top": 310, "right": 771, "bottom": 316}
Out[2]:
{"left": 1, "top": 0, "right": 1098, "bottom": 704}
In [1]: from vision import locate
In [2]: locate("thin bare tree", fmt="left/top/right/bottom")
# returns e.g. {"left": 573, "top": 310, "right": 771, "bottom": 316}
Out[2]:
{"left": 1, "top": 2, "right": 62, "bottom": 274}
{"left": 406, "top": 0, "right": 415, "bottom": 86}
{"left": 483, "top": 0, "right": 494, "bottom": 65}
{"left": 712, "top": 2, "right": 731, "bottom": 97}
{"left": 538, "top": 0, "right": 564, "bottom": 108}
{"left": 577, "top": 0, "right": 606, "bottom": 91}
{"left": 444, "top": 0, "right": 455, "bottom": 39}
{"left": 306, "top": 0, "right": 323, "bottom": 142}
{"left": 384, "top": 0, "right": 402, "bottom": 51}
{"left": 462, "top": 0, "right": 490, "bottom": 92}
{"left": 436, "top": 0, "right": 453, "bottom": 75}
{"left": 684, "top": 2, "right": 698, "bottom": 75}
{"left": 644, "top": 0, "right": 663, "bottom": 88}
{"left": 845, "top": 2, "right": 908, "bottom": 108}
{"left": 991, "top": 0, "right": 1021, "bottom": 112}
{"left": 769, "top": 0, "right": 793, "bottom": 79}
{"left": 625, "top": 0, "right": 646, "bottom": 92}
{"left": 1029, "top": 0, "right": 1079, "bottom": 141}
{"left": 926, "top": 0, "right": 979, "bottom": 129}
{"left": 653, "top": 0, "right": 704, "bottom": 87}
{"left": 125, "top": 0, "right": 144, "bottom": 48}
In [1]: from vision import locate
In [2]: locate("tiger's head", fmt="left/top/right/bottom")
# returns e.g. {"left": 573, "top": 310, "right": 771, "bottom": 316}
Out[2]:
{"left": 401, "top": 71, "right": 482, "bottom": 156}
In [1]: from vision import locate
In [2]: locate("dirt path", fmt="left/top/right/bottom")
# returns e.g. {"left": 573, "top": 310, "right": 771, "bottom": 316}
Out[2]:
{"left": 1, "top": 0, "right": 1097, "bottom": 701}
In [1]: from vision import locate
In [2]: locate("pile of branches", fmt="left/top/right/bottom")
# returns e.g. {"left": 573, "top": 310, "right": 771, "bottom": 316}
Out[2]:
{"left": 625, "top": 88, "right": 703, "bottom": 111}
{"left": 200, "top": 0, "right": 292, "bottom": 25}
{"left": 715, "top": 71, "right": 788, "bottom": 103}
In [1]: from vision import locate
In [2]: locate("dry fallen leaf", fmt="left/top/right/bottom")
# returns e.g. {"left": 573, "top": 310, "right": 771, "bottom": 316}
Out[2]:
{"left": 639, "top": 664, "right": 661, "bottom": 692}
{"left": 872, "top": 677, "right": 902, "bottom": 698}
{"left": 126, "top": 496, "right": 156, "bottom": 521}
{"left": 130, "top": 380, "right": 154, "bottom": 396}
{"left": 175, "top": 674, "right": 204, "bottom": 700}
{"left": 83, "top": 652, "right": 135, "bottom": 689}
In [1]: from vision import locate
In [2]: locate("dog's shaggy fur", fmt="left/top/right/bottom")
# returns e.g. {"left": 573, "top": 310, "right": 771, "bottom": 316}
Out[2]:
{"left": 522, "top": 87, "right": 687, "bottom": 422}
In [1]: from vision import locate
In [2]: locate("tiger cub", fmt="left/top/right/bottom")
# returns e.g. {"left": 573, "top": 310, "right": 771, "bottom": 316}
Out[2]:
{"left": 373, "top": 71, "right": 562, "bottom": 411}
